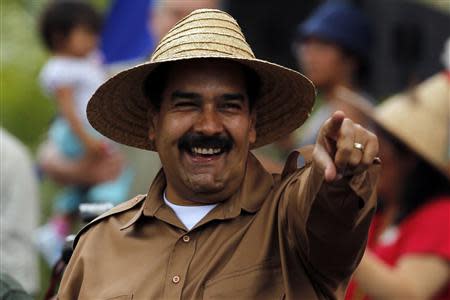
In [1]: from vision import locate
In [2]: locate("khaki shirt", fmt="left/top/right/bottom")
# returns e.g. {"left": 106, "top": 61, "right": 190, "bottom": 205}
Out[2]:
{"left": 58, "top": 150, "right": 379, "bottom": 300}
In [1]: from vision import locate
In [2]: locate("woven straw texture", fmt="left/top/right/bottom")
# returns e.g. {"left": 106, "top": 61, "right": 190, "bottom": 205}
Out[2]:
{"left": 87, "top": 9, "right": 315, "bottom": 151}
{"left": 374, "top": 73, "right": 450, "bottom": 177}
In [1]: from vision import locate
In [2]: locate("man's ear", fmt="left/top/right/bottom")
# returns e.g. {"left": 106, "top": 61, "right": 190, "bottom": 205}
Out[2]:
{"left": 249, "top": 110, "right": 257, "bottom": 144}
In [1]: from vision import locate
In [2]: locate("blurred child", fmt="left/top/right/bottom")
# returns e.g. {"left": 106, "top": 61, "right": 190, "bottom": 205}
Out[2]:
{"left": 36, "top": 0, "right": 132, "bottom": 265}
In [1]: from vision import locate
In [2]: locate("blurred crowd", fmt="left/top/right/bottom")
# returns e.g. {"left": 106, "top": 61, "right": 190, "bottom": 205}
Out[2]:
{"left": 1, "top": 0, "right": 449, "bottom": 299}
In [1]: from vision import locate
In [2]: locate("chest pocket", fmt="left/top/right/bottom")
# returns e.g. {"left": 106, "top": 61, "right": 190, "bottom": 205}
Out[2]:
{"left": 203, "top": 260, "right": 284, "bottom": 299}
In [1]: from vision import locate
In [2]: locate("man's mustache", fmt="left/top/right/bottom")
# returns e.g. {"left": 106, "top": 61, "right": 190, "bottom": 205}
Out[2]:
{"left": 178, "top": 132, "right": 233, "bottom": 152}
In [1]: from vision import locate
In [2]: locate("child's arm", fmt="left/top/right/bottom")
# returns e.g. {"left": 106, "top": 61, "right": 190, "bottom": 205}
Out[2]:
{"left": 55, "top": 86, "right": 106, "bottom": 156}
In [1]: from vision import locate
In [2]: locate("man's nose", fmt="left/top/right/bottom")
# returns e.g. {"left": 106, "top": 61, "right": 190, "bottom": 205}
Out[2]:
{"left": 193, "top": 107, "right": 224, "bottom": 135}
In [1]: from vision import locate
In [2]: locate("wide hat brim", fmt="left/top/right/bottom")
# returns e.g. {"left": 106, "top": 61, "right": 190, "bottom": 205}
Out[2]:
{"left": 87, "top": 8, "right": 316, "bottom": 151}
{"left": 87, "top": 55, "right": 315, "bottom": 151}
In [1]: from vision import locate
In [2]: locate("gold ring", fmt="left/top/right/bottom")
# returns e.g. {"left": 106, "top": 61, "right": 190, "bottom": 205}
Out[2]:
{"left": 353, "top": 142, "right": 365, "bottom": 152}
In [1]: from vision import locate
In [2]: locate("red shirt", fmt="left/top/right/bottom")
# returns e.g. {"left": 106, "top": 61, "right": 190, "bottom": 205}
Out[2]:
{"left": 346, "top": 198, "right": 450, "bottom": 300}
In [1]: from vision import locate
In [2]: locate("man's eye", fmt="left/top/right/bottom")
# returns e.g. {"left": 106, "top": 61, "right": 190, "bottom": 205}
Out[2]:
{"left": 222, "top": 102, "right": 242, "bottom": 110}
{"left": 174, "top": 101, "right": 196, "bottom": 108}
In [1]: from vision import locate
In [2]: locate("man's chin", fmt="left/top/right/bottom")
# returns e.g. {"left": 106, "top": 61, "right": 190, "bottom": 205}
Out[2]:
{"left": 189, "top": 177, "right": 223, "bottom": 193}
{"left": 185, "top": 177, "right": 228, "bottom": 201}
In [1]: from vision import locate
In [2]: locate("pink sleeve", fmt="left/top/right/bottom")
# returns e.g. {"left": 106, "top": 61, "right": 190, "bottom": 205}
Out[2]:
{"left": 399, "top": 199, "right": 450, "bottom": 260}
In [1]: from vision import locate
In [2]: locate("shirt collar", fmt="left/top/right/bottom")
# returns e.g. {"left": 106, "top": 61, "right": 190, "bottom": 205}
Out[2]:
{"left": 123, "top": 152, "right": 274, "bottom": 229}
{"left": 143, "top": 168, "right": 167, "bottom": 217}
{"left": 226, "top": 152, "right": 274, "bottom": 214}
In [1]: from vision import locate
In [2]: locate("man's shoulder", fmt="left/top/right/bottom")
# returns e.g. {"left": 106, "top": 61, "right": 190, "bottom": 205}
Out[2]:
{"left": 280, "top": 145, "right": 315, "bottom": 179}
{"left": 73, "top": 194, "right": 147, "bottom": 248}
{"left": 103, "top": 194, "right": 147, "bottom": 215}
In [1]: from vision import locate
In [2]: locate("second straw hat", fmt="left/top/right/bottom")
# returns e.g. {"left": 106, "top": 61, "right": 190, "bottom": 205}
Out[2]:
{"left": 87, "top": 9, "right": 316, "bottom": 151}
{"left": 374, "top": 73, "right": 450, "bottom": 177}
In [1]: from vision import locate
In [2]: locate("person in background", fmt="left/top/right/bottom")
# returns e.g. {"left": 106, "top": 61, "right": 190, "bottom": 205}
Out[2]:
{"left": 37, "top": 139, "right": 125, "bottom": 187}
{"left": 346, "top": 72, "right": 450, "bottom": 300}
{"left": 100, "top": 0, "right": 154, "bottom": 68}
{"left": 294, "top": 0, "right": 374, "bottom": 144}
{"left": 149, "top": 0, "right": 221, "bottom": 44}
{"left": 0, "top": 128, "right": 39, "bottom": 295}
{"left": 36, "top": 0, "right": 133, "bottom": 266}
{"left": 101, "top": 0, "right": 221, "bottom": 70}
{"left": 255, "top": 1, "right": 375, "bottom": 173}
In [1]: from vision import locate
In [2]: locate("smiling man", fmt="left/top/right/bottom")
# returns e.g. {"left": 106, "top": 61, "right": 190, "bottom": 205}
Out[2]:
{"left": 58, "top": 9, "right": 380, "bottom": 300}
{"left": 147, "top": 60, "right": 259, "bottom": 205}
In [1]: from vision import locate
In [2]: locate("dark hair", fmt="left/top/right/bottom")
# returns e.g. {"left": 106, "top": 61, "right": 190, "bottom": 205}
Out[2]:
{"left": 143, "top": 60, "right": 261, "bottom": 111}
{"left": 397, "top": 159, "right": 450, "bottom": 223}
{"left": 39, "top": 0, "right": 102, "bottom": 51}
{"left": 377, "top": 126, "right": 450, "bottom": 224}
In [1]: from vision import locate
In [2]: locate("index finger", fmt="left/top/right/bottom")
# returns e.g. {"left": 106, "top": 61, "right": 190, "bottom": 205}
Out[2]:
{"left": 320, "top": 111, "right": 346, "bottom": 142}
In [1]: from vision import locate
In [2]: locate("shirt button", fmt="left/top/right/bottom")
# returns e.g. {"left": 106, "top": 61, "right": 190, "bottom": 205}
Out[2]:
{"left": 172, "top": 275, "right": 180, "bottom": 284}
{"left": 182, "top": 235, "right": 190, "bottom": 243}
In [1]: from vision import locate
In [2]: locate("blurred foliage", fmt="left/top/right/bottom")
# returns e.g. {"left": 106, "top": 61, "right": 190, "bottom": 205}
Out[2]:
{"left": 1, "top": 1, "right": 54, "bottom": 151}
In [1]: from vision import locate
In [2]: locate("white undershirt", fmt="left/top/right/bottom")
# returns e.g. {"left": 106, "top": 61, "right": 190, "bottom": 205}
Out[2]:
{"left": 163, "top": 193, "right": 217, "bottom": 230}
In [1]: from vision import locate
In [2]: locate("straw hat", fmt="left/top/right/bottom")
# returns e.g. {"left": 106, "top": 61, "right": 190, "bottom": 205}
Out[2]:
{"left": 87, "top": 9, "right": 315, "bottom": 151}
{"left": 374, "top": 73, "right": 450, "bottom": 177}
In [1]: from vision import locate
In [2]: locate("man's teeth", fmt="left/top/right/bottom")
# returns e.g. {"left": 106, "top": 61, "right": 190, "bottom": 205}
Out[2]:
{"left": 192, "top": 147, "right": 222, "bottom": 155}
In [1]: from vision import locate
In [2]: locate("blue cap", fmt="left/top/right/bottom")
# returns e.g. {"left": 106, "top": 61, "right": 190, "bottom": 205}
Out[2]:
{"left": 297, "top": 1, "right": 372, "bottom": 58}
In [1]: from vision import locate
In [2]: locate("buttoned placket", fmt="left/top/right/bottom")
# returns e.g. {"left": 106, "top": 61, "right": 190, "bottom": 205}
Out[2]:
{"left": 163, "top": 231, "right": 197, "bottom": 299}
{"left": 139, "top": 156, "right": 273, "bottom": 299}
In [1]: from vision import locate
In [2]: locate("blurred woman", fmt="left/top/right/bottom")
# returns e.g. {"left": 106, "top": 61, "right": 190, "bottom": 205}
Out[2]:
{"left": 346, "top": 72, "right": 450, "bottom": 300}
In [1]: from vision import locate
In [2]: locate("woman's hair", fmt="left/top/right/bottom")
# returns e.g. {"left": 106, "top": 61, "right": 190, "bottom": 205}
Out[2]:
{"left": 397, "top": 159, "right": 450, "bottom": 223}
{"left": 39, "top": 0, "right": 102, "bottom": 51}
{"left": 378, "top": 126, "right": 450, "bottom": 223}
